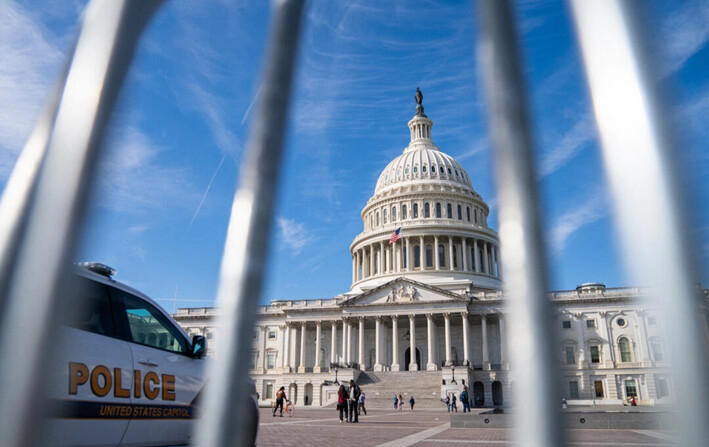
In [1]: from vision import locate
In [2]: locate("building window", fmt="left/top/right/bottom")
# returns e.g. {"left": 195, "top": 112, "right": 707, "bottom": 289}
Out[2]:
{"left": 470, "top": 247, "right": 476, "bottom": 271}
{"left": 586, "top": 319, "right": 597, "bottom": 329}
{"left": 436, "top": 203, "right": 442, "bottom": 218}
{"left": 252, "top": 330, "right": 258, "bottom": 341}
{"left": 619, "top": 337, "right": 633, "bottom": 362}
{"left": 474, "top": 208, "right": 478, "bottom": 223}
{"left": 268, "top": 330, "right": 277, "bottom": 340}
{"left": 413, "top": 165, "right": 418, "bottom": 174}
{"left": 267, "top": 352, "right": 276, "bottom": 369}
{"left": 569, "top": 381, "right": 579, "bottom": 399}
{"left": 466, "top": 206, "right": 471, "bottom": 222}
{"left": 424, "top": 203, "right": 430, "bottom": 218}
{"left": 656, "top": 376, "right": 669, "bottom": 398}
{"left": 447, "top": 203, "right": 452, "bottom": 218}
{"left": 414, "top": 245, "right": 421, "bottom": 268}
{"left": 616, "top": 317, "right": 627, "bottom": 327}
{"left": 426, "top": 245, "right": 433, "bottom": 267}
{"left": 565, "top": 346, "right": 575, "bottom": 365}
{"left": 250, "top": 352, "right": 258, "bottom": 370}
{"left": 438, "top": 245, "right": 446, "bottom": 267}
{"left": 562, "top": 320, "right": 571, "bottom": 329}
{"left": 376, "top": 212, "right": 380, "bottom": 226}
{"left": 384, "top": 209, "right": 388, "bottom": 224}
{"left": 594, "top": 380, "right": 604, "bottom": 397}
{"left": 457, "top": 205, "right": 462, "bottom": 220}
{"left": 624, "top": 379, "right": 638, "bottom": 398}
{"left": 590, "top": 346, "right": 601, "bottom": 363}
{"left": 422, "top": 165, "right": 427, "bottom": 173}
{"left": 650, "top": 340, "right": 664, "bottom": 362}
{"left": 392, "top": 207, "right": 397, "bottom": 221}
{"left": 453, "top": 245, "right": 459, "bottom": 269}
{"left": 265, "top": 382, "right": 274, "bottom": 399}
{"left": 413, "top": 203, "right": 419, "bottom": 218}
{"left": 403, "top": 204, "right": 407, "bottom": 219}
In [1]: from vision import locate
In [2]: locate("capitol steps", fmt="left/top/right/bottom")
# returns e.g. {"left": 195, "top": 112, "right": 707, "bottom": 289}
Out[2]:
{"left": 356, "top": 371, "right": 444, "bottom": 409}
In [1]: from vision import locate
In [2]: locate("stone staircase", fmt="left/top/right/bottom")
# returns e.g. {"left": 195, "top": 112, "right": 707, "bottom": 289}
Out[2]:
{"left": 356, "top": 371, "right": 444, "bottom": 409}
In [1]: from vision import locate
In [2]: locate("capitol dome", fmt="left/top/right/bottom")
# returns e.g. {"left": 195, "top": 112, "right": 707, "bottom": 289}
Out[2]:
{"left": 349, "top": 91, "right": 502, "bottom": 295}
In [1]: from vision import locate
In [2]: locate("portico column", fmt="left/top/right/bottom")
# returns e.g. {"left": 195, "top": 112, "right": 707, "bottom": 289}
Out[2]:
{"left": 314, "top": 321, "right": 322, "bottom": 372}
{"left": 298, "top": 322, "right": 306, "bottom": 373}
{"left": 409, "top": 315, "right": 418, "bottom": 371}
{"left": 260, "top": 325, "right": 268, "bottom": 373}
{"left": 358, "top": 318, "right": 365, "bottom": 368}
{"left": 444, "top": 313, "right": 452, "bottom": 366}
{"left": 483, "top": 242, "right": 489, "bottom": 275}
{"left": 434, "top": 235, "right": 440, "bottom": 270}
{"left": 419, "top": 235, "right": 425, "bottom": 269}
{"left": 461, "top": 313, "right": 470, "bottom": 366}
{"left": 391, "top": 316, "right": 400, "bottom": 371}
{"left": 283, "top": 323, "right": 291, "bottom": 371}
{"left": 341, "top": 319, "right": 347, "bottom": 365}
{"left": 347, "top": 320, "right": 353, "bottom": 364}
{"left": 482, "top": 315, "right": 491, "bottom": 370}
{"left": 374, "top": 317, "right": 383, "bottom": 371}
{"left": 462, "top": 238, "right": 468, "bottom": 271}
{"left": 448, "top": 237, "right": 454, "bottom": 270}
{"left": 362, "top": 249, "right": 368, "bottom": 278}
{"left": 426, "top": 314, "right": 438, "bottom": 370}
{"left": 290, "top": 325, "right": 298, "bottom": 368}
{"left": 330, "top": 321, "right": 337, "bottom": 365}
{"left": 499, "top": 313, "right": 508, "bottom": 369}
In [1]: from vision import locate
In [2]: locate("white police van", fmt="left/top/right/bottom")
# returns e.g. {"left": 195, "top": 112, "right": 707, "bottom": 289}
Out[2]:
{"left": 45, "top": 262, "right": 258, "bottom": 446}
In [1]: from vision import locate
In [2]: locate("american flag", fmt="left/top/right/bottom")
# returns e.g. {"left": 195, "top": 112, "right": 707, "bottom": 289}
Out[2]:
{"left": 389, "top": 227, "right": 402, "bottom": 244}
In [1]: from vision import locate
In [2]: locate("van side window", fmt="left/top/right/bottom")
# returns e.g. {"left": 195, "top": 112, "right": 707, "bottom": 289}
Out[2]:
{"left": 64, "top": 276, "right": 114, "bottom": 336}
{"left": 116, "top": 291, "right": 187, "bottom": 353}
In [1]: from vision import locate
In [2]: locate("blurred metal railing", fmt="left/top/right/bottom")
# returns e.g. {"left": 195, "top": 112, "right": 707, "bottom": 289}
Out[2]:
{"left": 0, "top": 0, "right": 706, "bottom": 446}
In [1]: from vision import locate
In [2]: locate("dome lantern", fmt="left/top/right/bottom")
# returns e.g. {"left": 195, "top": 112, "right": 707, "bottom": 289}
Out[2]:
{"left": 407, "top": 88, "right": 434, "bottom": 150}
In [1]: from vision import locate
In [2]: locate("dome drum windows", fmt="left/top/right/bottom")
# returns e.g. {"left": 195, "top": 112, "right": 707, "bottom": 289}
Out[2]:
{"left": 413, "top": 165, "right": 418, "bottom": 174}
{"left": 392, "top": 206, "right": 397, "bottom": 221}
{"left": 383, "top": 209, "right": 388, "bottom": 224}
{"left": 413, "top": 203, "right": 419, "bottom": 218}
{"left": 422, "top": 165, "right": 427, "bottom": 173}
{"left": 424, "top": 203, "right": 430, "bottom": 218}
{"left": 436, "top": 203, "right": 442, "bottom": 218}
{"left": 403, "top": 204, "right": 408, "bottom": 219}
{"left": 466, "top": 206, "right": 471, "bottom": 222}
{"left": 447, "top": 203, "right": 453, "bottom": 219}
{"left": 457, "top": 205, "right": 462, "bottom": 220}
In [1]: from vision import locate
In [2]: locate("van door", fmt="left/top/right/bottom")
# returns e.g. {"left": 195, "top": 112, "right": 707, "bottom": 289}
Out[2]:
{"left": 45, "top": 277, "right": 133, "bottom": 447}
{"left": 110, "top": 288, "right": 205, "bottom": 446}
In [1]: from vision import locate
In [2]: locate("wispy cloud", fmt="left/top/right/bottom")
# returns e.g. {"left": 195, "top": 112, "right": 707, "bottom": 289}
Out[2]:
{"left": 277, "top": 217, "right": 313, "bottom": 254}
{"left": 654, "top": 0, "right": 709, "bottom": 78}
{"left": 549, "top": 190, "right": 608, "bottom": 255}
{"left": 539, "top": 115, "right": 595, "bottom": 177}
{"left": 0, "top": 1, "right": 66, "bottom": 178}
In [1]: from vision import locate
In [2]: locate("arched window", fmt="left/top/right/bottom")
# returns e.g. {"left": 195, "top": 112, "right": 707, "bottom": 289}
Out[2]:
{"left": 392, "top": 207, "right": 397, "bottom": 221}
{"left": 436, "top": 203, "right": 442, "bottom": 218}
{"left": 376, "top": 212, "right": 380, "bottom": 226}
{"left": 413, "top": 245, "right": 421, "bottom": 268}
{"left": 402, "top": 204, "right": 408, "bottom": 219}
{"left": 447, "top": 203, "right": 452, "bottom": 218}
{"left": 424, "top": 203, "right": 430, "bottom": 218}
{"left": 413, "top": 203, "right": 419, "bottom": 218}
{"left": 457, "top": 205, "right": 462, "bottom": 220}
{"left": 422, "top": 165, "right": 427, "bottom": 173}
{"left": 619, "top": 337, "right": 633, "bottom": 362}
{"left": 474, "top": 208, "right": 478, "bottom": 223}
{"left": 413, "top": 165, "right": 418, "bottom": 174}
{"left": 438, "top": 245, "right": 446, "bottom": 267}
{"left": 426, "top": 244, "right": 433, "bottom": 267}
{"left": 383, "top": 209, "right": 388, "bottom": 224}
{"left": 466, "top": 206, "right": 471, "bottom": 222}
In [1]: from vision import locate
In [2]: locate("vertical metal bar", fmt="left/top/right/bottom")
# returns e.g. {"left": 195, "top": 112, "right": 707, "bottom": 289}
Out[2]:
{"left": 0, "top": 2, "right": 163, "bottom": 446}
{"left": 569, "top": 1, "right": 709, "bottom": 445}
{"left": 195, "top": 0, "right": 306, "bottom": 446}
{"left": 475, "top": 1, "right": 565, "bottom": 446}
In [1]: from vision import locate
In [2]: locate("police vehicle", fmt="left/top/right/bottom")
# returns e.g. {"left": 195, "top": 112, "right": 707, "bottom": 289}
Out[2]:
{"left": 45, "top": 262, "right": 258, "bottom": 446}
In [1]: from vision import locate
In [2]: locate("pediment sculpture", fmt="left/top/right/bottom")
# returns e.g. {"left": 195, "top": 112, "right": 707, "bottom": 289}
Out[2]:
{"left": 386, "top": 284, "right": 419, "bottom": 303}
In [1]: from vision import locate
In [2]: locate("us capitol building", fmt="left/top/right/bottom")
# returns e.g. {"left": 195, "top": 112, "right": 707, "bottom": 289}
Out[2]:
{"left": 173, "top": 91, "right": 709, "bottom": 408}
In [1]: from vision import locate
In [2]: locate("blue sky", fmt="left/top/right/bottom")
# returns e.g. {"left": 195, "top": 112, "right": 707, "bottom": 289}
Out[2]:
{"left": 1, "top": 0, "right": 707, "bottom": 311}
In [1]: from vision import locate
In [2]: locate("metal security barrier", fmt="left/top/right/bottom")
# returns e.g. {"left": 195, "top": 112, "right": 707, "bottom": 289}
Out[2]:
{"left": 0, "top": 1, "right": 706, "bottom": 447}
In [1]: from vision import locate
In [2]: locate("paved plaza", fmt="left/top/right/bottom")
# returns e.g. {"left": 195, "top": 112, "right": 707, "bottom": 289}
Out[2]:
{"left": 256, "top": 407, "right": 675, "bottom": 446}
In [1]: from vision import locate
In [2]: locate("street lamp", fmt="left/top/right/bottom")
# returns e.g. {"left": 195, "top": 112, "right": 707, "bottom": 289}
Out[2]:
{"left": 330, "top": 363, "right": 340, "bottom": 385}
{"left": 451, "top": 365, "right": 457, "bottom": 385}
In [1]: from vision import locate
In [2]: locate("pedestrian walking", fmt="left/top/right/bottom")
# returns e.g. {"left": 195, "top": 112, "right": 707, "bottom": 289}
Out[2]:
{"left": 397, "top": 394, "right": 404, "bottom": 411}
{"left": 358, "top": 391, "right": 367, "bottom": 416}
{"left": 451, "top": 393, "right": 458, "bottom": 412}
{"left": 394, "top": 394, "right": 398, "bottom": 410}
{"left": 409, "top": 396, "right": 415, "bottom": 410}
{"left": 445, "top": 394, "right": 450, "bottom": 412}
{"left": 460, "top": 386, "right": 471, "bottom": 413}
{"left": 348, "top": 380, "right": 361, "bottom": 423}
{"left": 337, "top": 385, "right": 349, "bottom": 423}
{"left": 272, "top": 386, "right": 286, "bottom": 417}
